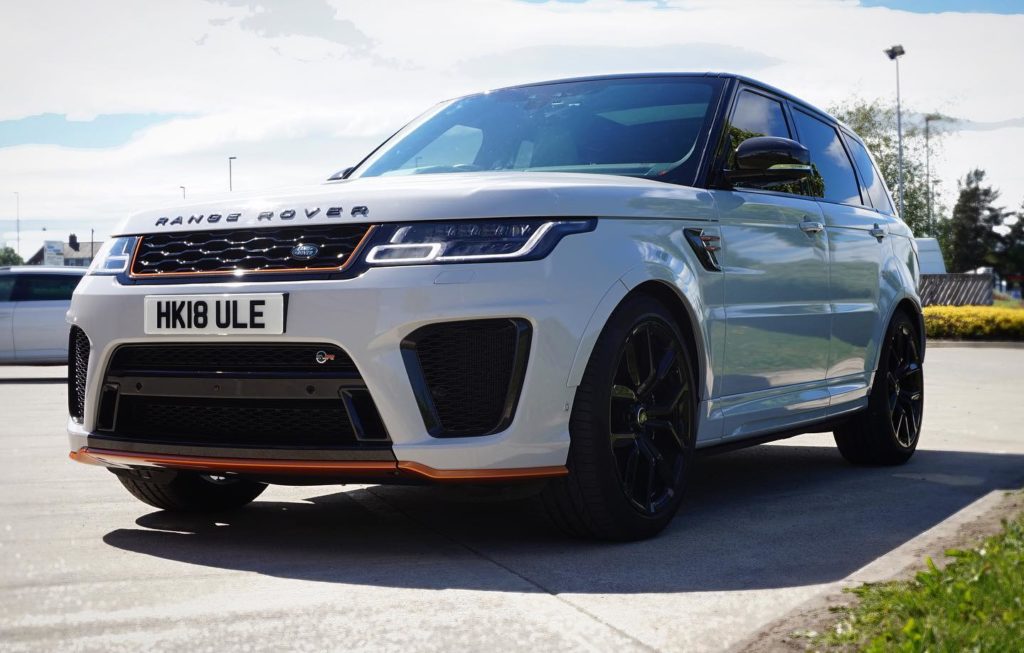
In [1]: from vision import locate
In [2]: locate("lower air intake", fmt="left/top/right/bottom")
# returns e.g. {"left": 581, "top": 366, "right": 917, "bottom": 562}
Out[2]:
{"left": 68, "top": 326, "right": 89, "bottom": 422}
{"left": 401, "top": 319, "right": 532, "bottom": 438}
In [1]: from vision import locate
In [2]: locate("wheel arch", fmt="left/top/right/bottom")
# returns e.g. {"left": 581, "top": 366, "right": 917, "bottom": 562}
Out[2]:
{"left": 879, "top": 295, "right": 926, "bottom": 368}
{"left": 566, "top": 266, "right": 713, "bottom": 403}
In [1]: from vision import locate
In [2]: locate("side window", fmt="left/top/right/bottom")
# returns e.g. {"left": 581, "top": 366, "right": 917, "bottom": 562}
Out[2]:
{"left": 0, "top": 274, "right": 14, "bottom": 302}
{"left": 12, "top": 274, "right": 81, "bottom": 301}
{"left": 791, "top": 109, "right": 862, "bottom": 205}
{"left": 725, "top": 91, "right": 794, "bottom": 191}
{"left": 844, "top": 134, "right": 895, "bottom": 215}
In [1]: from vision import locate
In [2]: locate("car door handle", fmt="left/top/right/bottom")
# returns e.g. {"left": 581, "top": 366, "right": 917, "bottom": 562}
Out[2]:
{"left": 799, "top": 220, "right": 824, "bottom": 234}
{"left": 870, "top": 224, "right": 887, "bottom": 239}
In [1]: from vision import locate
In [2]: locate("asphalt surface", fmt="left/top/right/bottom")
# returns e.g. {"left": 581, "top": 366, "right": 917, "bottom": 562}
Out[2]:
{"left": 1, "top": 347, "right": 1022, "bottom": 652}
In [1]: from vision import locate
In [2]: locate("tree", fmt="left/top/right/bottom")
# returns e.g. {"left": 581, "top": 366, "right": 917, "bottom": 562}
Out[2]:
{"left": 0, "top": 246, "right": 23, "bottom": 266}
{"left": 947, "top": 169, "right": 1005, "bottom": 273}
{"left": 828, "top": 99, "right": 946, "bottom": 238}
{"left": 997, "top": 204, "right": 1024, "bottom": 283}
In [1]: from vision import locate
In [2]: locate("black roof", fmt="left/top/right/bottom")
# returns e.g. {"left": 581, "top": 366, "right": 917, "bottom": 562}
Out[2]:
{"left": 487, "top": 72, "right": 838, "bottom": 129}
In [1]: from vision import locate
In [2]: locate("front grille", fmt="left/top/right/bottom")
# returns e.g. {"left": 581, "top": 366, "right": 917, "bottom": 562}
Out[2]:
{"left": 114, "top": 396, "right": 356, "bottom": 448}
{"left": 402, "top": 319, "right": 531, "bottom": 437}
{"left": 130, "top": 224, "right": 373, "bottom": 277}
{"left": 109, "top": 344, "right": 357, "bottom": 375}
{"left": 68, "top": 326, "right": 90, "bottom": 422}
{"left": 102, "top": 343, "right": 388, "bottom": 449}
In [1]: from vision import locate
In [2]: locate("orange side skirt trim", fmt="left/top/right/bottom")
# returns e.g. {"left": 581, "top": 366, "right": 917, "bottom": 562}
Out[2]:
{"left": 70, "top": 447, "right": 568, "bottom": 483}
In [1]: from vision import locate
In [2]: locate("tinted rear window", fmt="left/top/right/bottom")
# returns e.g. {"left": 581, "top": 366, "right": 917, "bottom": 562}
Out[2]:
{"left": 845, "top": 134, "right": 895, "bottom": 215}
{"left": 792, "top": 109, "right": 862, "bottom": 205}
{"left": 12, "top": 274, "right": 81, "bottom": 301}
{"left": 0, "top": 274, "right": 13, "bottom": 302}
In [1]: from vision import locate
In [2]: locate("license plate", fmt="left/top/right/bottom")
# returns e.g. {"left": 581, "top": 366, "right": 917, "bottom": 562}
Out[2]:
{"left": 144, "top": 294, "right": 285, "bottom": 335}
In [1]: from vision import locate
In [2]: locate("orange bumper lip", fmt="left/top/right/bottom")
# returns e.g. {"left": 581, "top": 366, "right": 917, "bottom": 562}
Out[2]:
{"left": 69, "top": 447, "right": 568, "bottom": 483}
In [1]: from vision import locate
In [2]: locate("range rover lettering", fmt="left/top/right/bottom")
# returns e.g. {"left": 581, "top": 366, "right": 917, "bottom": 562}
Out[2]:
{"left": 67, "top": 73, "right": 924, "bottom": 540}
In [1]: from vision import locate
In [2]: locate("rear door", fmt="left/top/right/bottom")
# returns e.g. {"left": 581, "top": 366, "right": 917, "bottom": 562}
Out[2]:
{"left": 0, "top": 273, "right": 14, "bottom": 362}
{"left": 788, "top": 108, "right": 888, "bottom": 410}
{"left": 12, "top": 273, "right": 81, "bottom": 362}
{"left": 711, "top": 88, "right": 832, "bottom": 435}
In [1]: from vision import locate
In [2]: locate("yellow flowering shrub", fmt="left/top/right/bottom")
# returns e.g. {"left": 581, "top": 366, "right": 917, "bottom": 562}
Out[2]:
{"left": 923, "top": 305, "right": 1024, "bottom": 340}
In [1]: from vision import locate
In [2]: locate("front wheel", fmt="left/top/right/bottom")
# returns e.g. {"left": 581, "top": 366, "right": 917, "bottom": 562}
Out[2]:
{"left": 834, "top": 311, "right": 924, "bottom": 465}
{"left": 542, "top": 294, "right": 697, "bottom": 541}
{"left": 113, "top": 469, "right": 267, "bottom": 512}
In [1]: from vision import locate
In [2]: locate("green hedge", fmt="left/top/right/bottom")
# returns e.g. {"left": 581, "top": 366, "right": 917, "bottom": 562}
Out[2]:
{"left": 923, "top": 306, "right": 1024, "bottom": 340}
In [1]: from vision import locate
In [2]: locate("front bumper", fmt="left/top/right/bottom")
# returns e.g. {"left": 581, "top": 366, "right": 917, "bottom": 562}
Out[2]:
{"left": 67, "top": 232, "right": 619, "bottom": 478}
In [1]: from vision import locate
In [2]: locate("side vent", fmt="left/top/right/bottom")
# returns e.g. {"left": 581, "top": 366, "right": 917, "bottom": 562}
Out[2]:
{"left": 684, "top": 228, "right": 723, "bottom": 272}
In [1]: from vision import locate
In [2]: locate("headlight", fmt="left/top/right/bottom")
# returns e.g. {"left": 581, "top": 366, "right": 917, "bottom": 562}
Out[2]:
{"left": 88, "top": 236, "right": 139, "bottom": 275}
{"left": 364, "top": 218, "right": 595, "bottom": 265}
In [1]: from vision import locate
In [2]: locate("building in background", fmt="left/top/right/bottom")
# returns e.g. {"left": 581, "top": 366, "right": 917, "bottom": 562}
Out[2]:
{"left": 26, "top": 234, "right": 103, "bottom": 267}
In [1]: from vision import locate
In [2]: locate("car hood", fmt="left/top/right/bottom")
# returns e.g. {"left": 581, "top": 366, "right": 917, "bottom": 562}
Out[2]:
{"left": 113, "top": 172, "right": 713, "bottom": 235}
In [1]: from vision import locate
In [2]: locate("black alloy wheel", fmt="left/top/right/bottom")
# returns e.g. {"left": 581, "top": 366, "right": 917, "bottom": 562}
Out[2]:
{"left": 541, "top": 294, "right": 697, "bottom": 540}
{"left": 834, "top": 311, "right": 924, "bottom": 466}
{"left": 609, "top": 320, "right": 692, "bottom": 515}
{"left": 886, "top": 321, "right": 924, "bottom": 449}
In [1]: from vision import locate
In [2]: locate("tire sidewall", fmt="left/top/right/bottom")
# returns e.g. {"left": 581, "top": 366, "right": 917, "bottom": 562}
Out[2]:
{"left": 570, "top": 295, "right": 698, "bottom": 538}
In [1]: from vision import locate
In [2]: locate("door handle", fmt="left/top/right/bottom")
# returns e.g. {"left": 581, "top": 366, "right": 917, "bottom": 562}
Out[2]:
{"left": 799, "top": 220, "right": 824, "bottom": 234}
{"left": 870, "top": 224, "right": 887, "bottom": 239}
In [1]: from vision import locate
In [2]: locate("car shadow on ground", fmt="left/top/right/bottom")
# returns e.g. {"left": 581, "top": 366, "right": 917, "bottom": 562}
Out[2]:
{"left": 102, "top": 444, "right": 1024, "bottom": 593}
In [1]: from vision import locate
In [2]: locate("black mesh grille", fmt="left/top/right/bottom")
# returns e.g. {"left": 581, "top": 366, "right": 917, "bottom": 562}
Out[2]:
{"left": 103, "top": 343, "right": 388, "bottom": 449}
{"left": 131, "top": 224, "right": 372, "bottom": 276}
{"left": 405, "top": 319, "right": 530, "bottom": 437}
{"left": 68, "top": 326, "right": 89, "bottom": 422}
{"left": 109, "top": 344, "right": 356, "bottom": 375}
{"left": 113, "top": 396, "right": 356, "bottom": 448}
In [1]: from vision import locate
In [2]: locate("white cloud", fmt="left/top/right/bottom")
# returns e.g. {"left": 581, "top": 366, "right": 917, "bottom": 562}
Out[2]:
{"left": 1, "top": 0, "right": 1023, "bottom": 258}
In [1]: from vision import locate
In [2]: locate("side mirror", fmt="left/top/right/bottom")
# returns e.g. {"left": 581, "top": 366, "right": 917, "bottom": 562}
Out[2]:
{"left": 327, "top": 166, "right": 356, "bottom": 181}
{"left": 724, "top": 136, "right": 812, "bottom": 186}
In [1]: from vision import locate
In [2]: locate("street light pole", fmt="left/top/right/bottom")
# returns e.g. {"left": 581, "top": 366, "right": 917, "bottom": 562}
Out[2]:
{"left": 228, "top": 156, "right": 237, "bottom": 192}
{"left": 884, "top": 44, "right": 906, "bottom": 219}
{"left": 179, "top": 186, "right": 186, "bottom": 200}
{"left": 13, "top": 192, "right": 19, "bottom": 258}
{"left": 925, "top": 115, "right": 935, "bottom": 233}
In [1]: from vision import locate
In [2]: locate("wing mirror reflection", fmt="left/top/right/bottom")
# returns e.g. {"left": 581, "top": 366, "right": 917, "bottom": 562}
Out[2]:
{"left": 724, "top": 136, "right": 812, "bottom": 187}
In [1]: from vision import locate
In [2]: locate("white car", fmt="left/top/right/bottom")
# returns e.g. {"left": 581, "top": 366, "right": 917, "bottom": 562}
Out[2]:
{"left": 0, "top": 266, "right": 84, "bottom": 364}
{"left": 68, "top": 74, "right": 924, "bottom": 540}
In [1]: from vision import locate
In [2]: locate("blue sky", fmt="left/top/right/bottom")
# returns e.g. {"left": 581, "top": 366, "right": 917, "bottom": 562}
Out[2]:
{"left": 860, "top": 0, "right": 1024, "bottom": 13}
{"left": 0, "top": 113, "right": 177, "bottom": 149}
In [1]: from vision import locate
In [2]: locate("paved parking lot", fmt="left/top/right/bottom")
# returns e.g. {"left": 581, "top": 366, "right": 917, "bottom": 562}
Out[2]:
{"left": 1, "top": 347, "right": 1022, "bottom": 652}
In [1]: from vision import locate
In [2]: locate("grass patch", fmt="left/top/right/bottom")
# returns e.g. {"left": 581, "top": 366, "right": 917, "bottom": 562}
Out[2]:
{"left": 924, "top": 305, "right": 1024, "bottom": 340}
{"left": 819, "top": 512, "right": 1024, "bottom": 651}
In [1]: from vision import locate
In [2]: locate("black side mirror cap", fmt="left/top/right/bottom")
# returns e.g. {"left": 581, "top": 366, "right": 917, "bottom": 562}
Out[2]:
{"left": 327, "top": 166, "right": 356, "bottom": 181}
{"left": 724, "top": 136, "right": 812, "bottom": 186}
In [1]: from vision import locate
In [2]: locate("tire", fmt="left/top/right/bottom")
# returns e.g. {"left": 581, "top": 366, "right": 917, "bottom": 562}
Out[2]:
{"left": 834, "top": 310, "right": 924, "bottom": 466}
{"left": 113, "top": 469, "right": 267, "bottom": 512}
{"left": 542, "top": 294, "right": 698, "bottom": 541}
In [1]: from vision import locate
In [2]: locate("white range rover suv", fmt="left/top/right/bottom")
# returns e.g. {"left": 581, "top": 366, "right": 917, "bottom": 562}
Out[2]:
{"left": 68, "top": 73, "right": 924, "bottom": 540}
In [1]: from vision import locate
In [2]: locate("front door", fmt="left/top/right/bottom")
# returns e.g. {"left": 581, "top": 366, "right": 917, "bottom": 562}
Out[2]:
{"left": 12, "top": 274, "right": 80, "bottom": 361}
{"left": 712, "top": 89, "right": 832, "bottom": 437}
{"left": 0, "top": 274, "right": 14, "bottom": 363}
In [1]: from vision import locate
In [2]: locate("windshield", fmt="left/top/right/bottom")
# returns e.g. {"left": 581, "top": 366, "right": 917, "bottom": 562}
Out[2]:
{"left": 355, "top": 76, "right": 724, "bottom": 182}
